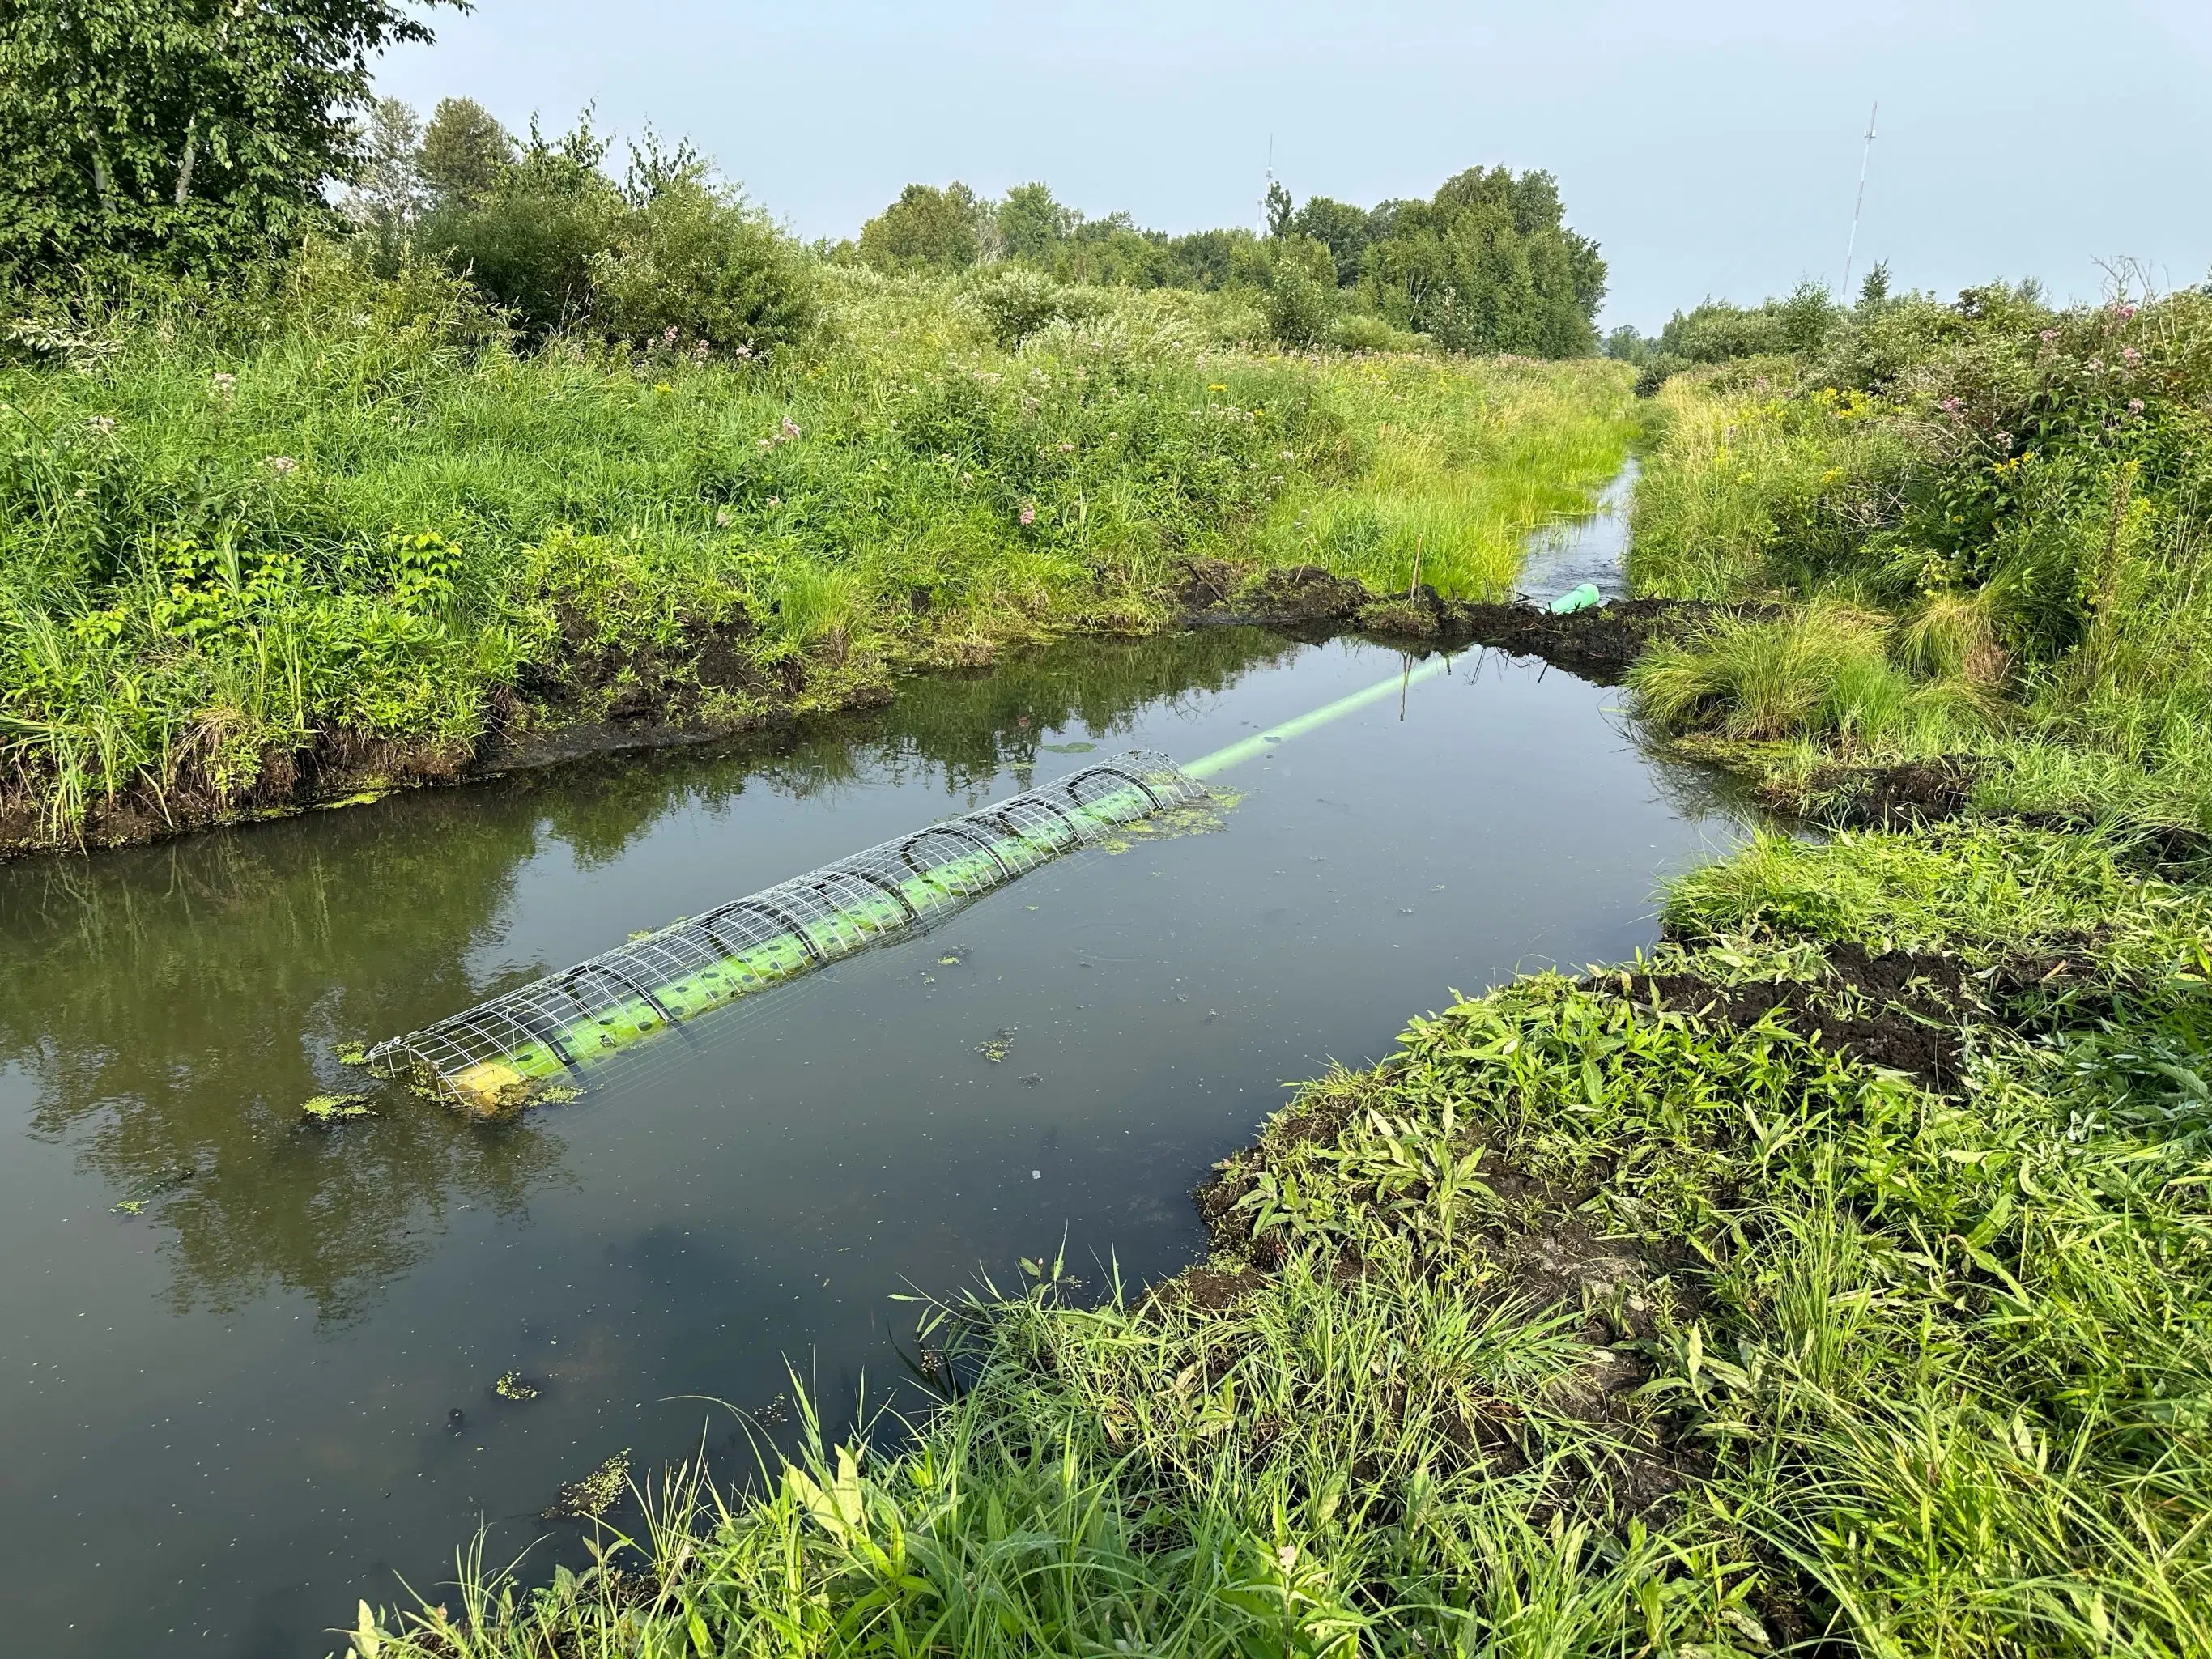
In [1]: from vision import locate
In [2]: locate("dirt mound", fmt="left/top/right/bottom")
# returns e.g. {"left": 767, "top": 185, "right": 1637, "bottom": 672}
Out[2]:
{"left": 1180, "top": 568, "right": 1733, "bottom": 686}
{"left": 1447, "top": 598, "right": 1733, "bottom": 686}
{"left": 1604, "top": 941, "right": 1970, "bottom": 1091}
{"left": 1794, "top": 755, "right": 1982, "bottom": 829}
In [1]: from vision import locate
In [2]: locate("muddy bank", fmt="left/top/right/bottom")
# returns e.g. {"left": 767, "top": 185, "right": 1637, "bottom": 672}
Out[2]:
{"left": 3, "top": 571, "right": 1713, "bottom": 861}
{"left": 1179, "top": 560, "right": 1738, "bottom": 685}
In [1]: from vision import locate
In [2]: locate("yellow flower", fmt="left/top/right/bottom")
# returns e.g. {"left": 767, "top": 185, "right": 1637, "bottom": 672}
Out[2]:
{"left": 653, "top": 382, "right": 673, "bottom": 394}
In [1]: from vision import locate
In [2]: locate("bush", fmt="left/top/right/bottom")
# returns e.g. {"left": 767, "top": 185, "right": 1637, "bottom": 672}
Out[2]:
{"left": 966, "top": 265, "right": 1090, "bottom": 347}
{"left": 1263, "top": 239, "right": 1338, "bottom": 350}
{"left": 420, "top": 124, "right": 625, "bottom": 336}
{"left": 589, "top": 181, "right": 816, "bottom": 354}
{"left": 1325, "top": 313, "right": 1419, "bottom": 353}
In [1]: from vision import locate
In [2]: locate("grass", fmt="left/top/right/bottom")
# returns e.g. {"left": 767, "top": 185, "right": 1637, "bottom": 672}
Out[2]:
{"left": 1621, "top": 291, "right": 2212, "bottom": 832}
{"left": 351, "top": 812, "right": 2212, "bottom": 1659}
{"left": 334, "top": 276, "right": 2212, "bottom": 1659}
{"left": 0, "top": 248, "right": 1636, "bottom": 853}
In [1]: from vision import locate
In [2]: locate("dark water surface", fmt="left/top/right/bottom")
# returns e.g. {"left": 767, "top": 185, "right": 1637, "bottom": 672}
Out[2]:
{"left": 0, "top": 627, "right": 1748, "bottom": 1657}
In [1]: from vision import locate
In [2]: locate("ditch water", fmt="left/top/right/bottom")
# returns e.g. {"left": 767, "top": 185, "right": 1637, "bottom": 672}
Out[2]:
{"left": 1, "top": 609, "right": 1749, "bottom": 1656}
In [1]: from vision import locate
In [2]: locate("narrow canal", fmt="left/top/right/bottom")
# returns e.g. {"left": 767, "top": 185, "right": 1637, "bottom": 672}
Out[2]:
{"left": 0, "top": 614, "right": 1748, "bottom": 1655}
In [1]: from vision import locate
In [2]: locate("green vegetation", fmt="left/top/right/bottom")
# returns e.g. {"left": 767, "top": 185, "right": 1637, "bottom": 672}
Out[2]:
{"left": 300, "top": 1091, "right": 372, "bottom": 1124}
{"left": 0, "top": 0, "right": 456, "bottom": 285}
{"left": 0, "top": 15, "right": 1628, "bottom": 855}
{"left": 848, "top": 168, "right": 1606, "bottom": 355}
{"left": 0, "top": 250, "right": 1631, "bottom": 853}
{"left": 355, "top": 812, "right": 2212, "bottom": 1657}
{"left": 1623, "top": 277, "right": 2212, "bottom": 834}
{"left": 336, "top": 266, "right": 2212, "bottom": 1659}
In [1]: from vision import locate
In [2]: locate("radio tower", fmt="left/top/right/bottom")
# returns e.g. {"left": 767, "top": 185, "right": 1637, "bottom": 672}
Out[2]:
{"left": 1841, "top": 102, "right": 1878, "bottom": 297}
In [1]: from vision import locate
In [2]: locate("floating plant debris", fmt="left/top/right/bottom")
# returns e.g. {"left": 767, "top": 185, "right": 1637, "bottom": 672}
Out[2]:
{"left": 544, "top": 1450, "right": 630, "bottom": 1520}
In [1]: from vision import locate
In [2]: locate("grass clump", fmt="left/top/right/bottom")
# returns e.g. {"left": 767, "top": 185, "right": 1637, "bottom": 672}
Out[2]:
{"left": 1630, "top": 599, "right": 1996, "bottom": 750}
{"left": 352, "top": 811, "right": 2212, "bottom": 1659}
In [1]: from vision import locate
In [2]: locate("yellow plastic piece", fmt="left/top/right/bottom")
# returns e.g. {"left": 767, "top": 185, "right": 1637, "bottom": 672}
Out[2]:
{"left": 450, "top": 1060, "right": 527, "bottom": 1108}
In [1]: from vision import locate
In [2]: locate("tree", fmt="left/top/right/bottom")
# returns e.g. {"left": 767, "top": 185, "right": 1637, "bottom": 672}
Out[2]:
{"left": 1263, "top": 180, "right": 1294, "bottom": 240}
{"left": 1356, "top": 165, "right": 1604, "bottom": 356}
{"left": 418, "top": 96, "right": 512, "bottom": 207}
{"left": 1287, "top": 195, "right": 1372, "bottom": 285}
{"left": 858, "top": 182, "right": 991, "bottom": 272}
{"left": 0, "top": 0, "right": 459, "bottom": 283}
{"left": 998, "top": 182, "right": 1076, "bottom": 263}
{"left": 341, "top": 95, "right": 428, "bottom": 265}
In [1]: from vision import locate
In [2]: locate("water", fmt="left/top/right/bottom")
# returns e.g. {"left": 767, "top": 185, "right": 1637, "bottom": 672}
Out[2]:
{"left": 1516, "top": 459, "right": 1640, "bottom": 606}
{"left": 0, "top": 624, "right": 1748, "bottom": 1657}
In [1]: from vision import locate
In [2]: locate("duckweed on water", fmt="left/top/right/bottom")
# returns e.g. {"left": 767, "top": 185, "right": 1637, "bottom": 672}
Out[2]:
{"left": 493, "top": 1373, "right": 541, "bottom": 1402}
{"left": 542, "top": 1452, "right": 629, "bottom": 1522}
{"left": 300, "top": 1093, "right": 373, "bottom": 1125}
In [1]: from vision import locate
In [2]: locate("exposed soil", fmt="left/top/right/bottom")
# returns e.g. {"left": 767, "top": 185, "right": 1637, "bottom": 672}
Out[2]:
{"left": 1602, "top": 942, "right": 1969, "bottom": 1091}
{"left": 1786, "top": 755, "right": 1983, "bottom": 829}
{"left": 1180, "top": 564, "right": 1743, "bottom": 687}
{"left": 1442, "top": 598, "right": 1748, "bottom": 686}
{"left": 7, "top": 550, "right": 1735, "bottom": 862}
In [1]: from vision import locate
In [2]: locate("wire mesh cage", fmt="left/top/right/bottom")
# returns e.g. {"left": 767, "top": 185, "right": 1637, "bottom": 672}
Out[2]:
{"left": 367, "top": 752, "right": 1206, "bottom": 1108}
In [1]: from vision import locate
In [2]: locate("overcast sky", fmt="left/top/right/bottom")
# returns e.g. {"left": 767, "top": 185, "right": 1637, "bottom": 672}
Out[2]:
{"left": 375, "top": 1, "right": 2212, "bottom": 331}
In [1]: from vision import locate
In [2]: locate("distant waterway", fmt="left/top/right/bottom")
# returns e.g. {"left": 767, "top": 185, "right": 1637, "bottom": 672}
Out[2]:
{"left": 0, "top": 616, "right": 1750, "bottom": 1657}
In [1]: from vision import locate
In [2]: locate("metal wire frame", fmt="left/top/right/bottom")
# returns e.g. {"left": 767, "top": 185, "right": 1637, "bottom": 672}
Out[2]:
{"left": 367, "top": 752, "right": 1205, "bottom": 1104}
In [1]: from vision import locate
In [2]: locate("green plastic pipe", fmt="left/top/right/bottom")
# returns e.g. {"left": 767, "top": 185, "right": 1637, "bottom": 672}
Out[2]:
{"left": 1184, "top": 653, "right": 1455, "bottom": 779}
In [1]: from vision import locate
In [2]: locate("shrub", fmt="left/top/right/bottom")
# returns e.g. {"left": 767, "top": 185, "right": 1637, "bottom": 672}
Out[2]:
{"left": 1325, "top": 313, "right": 1419, "bottom": 353}
{"left": 1262, "top": 239, "right": 1337, "bottom": 350}
{"left": 420, "top": 121, "right": 625, "bottom": 335}
{"left": 967, "top": 265, "right": 1078, "bottom": 347}
{"left": 589, "top": 181, "right": 816, "bottom": 354}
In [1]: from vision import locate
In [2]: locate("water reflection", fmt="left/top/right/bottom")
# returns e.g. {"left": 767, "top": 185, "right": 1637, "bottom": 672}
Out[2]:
{"left": 0, "top": 627, "right": 1302, "bottom": 1322}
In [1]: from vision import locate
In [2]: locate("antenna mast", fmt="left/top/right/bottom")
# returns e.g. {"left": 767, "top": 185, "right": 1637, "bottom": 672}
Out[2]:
{"left": 1840, "top": 101, "right": 1878, "bottom": 297}
{"left": 1261, "top": 134, "right": 1275, "bottom": 234}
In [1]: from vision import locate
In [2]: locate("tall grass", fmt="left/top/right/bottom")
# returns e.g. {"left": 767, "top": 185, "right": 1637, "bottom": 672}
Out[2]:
{"left": 1255, "top": 355, "right": 1636, "bottom": 598}
{"left": 0, "top": 252, "right": 1634, "bottom": 849}
{"left": 1629, "top": 601, "right": 1997, "bottom": 752}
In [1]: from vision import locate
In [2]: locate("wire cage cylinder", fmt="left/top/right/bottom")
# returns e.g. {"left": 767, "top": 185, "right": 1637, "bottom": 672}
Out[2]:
{"left": 366, "top": 752, "right": 1206, "bottom": 1108}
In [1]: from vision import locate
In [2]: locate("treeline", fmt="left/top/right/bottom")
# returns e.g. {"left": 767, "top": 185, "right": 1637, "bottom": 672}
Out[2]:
{"left": 0, "top": 0, "right": 1607, "bottom": 364}
{"left": 845, "top": 171, "right": 1607, "bottom": 356}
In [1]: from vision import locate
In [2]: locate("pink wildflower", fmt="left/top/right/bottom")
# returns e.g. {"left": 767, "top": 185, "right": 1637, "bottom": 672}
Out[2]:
{"left": 780, "top": 415, "right": 802, "bottom": 441}
{"left": 1018, "top": 503, "right": 1035, "bottom": 525}
{"left": 2128, "top": 398, "right": 2146, "bottom": 414}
